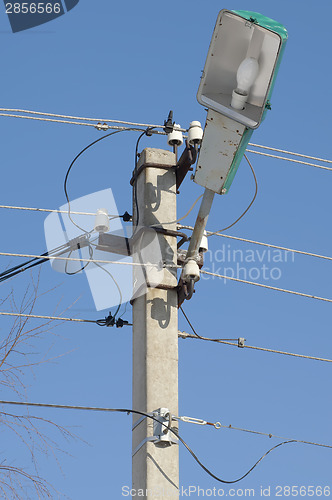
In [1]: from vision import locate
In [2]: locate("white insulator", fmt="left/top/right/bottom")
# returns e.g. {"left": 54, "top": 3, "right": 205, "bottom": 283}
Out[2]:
{"left": 167, "top": 124, "right": 183, "bottom": 147}
{"left": 199, "top": 230, "right": 208, "bottom": 253}
{"left": 182, "top": 259, "right": 200, "bottom": 283}
{"left": 188, "top": 121, "right": 203, "bottom": 145}
{"left": 94, "top": 208, "right": 110, "bottom": 233}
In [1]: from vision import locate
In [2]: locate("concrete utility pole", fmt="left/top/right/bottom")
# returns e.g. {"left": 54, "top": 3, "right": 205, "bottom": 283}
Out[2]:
{"left": 132, "top": 148, "right": 179, "bottom": 499}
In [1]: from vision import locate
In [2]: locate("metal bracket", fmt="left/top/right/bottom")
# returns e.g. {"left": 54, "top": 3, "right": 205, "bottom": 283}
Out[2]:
{"left": 130, "top": 162, "right": 176, "bottom": 186}
{"left": 132, "top": 408, "right": 178, "bottom": 457}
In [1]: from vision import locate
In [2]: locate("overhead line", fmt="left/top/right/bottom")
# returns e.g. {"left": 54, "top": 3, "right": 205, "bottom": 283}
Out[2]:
{"left": 0, "top": 251, "right": 167, "bottom": 268}
{"left": 200, "top": 269, "right": 332, "bottom": 304}
{"left": 179, "top": 225, "right": 332, "bottom": 263}
{"left": 0, "top": 311, "right": 95, "bottom": 323}
{"left": 0, "top": 112, "right": 169, "bottom": 135}
{"left": 1, "top": 108, "right": 332, "bottom": 166}
{"left": 179, "top": 331, "right": 332, "bottom": 363}
{"left": 2, "top": 251, "right": 332, "bottom": 304}
{"left": 0, "top": 399, "right": 331, "bottom": 451}
{"left": 218, "top": 423, "right": 332, "bottom": 450}
{"left": 0, "top": 204, "right": 118, "bottom": 216}
{"left": 0, "top": 108, "right": 185, "bottom": 132}
{"left": 246, "top": 149, "right": 332, "bottom": 171}
{"left": 248, "top": 142, "right": 332, "bottom": 164}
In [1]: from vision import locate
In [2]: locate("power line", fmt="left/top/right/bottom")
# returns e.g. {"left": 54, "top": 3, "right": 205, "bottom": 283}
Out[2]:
{"left": 0, "top": 400, "right": 328, "bottom": 484}
{"left": 200, "top": 269, "right": 332, "bottom": 304}
{"left": 0, "top": 311, "right": 95, "bottom": 323}
{"left": 1, "top": 108, "right": 332, "bottom": 167}
{"left": 248, "top": 142, "right": 332, "bottom": 164}
{"left": 0, "top": 112, "right": 170, "bottom": 135}
{"left": 0, "top": 311, "right": 132, "bottom": 328}
{"left": 0, "top": 251, "right": 166, "bottom": 268}
{"left": 2, "top": 250, "right": 332, "bottom": 304}
{"left": 214, "top": 423, "right": 332, "bottom": 450}
{"left": 2, "top": 204, "right": 331, "bottom": 265}
{"left": 0, "top": 107, "right": 186, "bottom": 131}
{"left": 246, "top": 148, "right": 332, "bottom": 172}
{"left": 179, "top": 225, "right": 332, "bottom": 263}
{"left": 179, "top": 331, "right": 332, "bottom": 364}
{"left": 1, "top": 400, "right": 330, "bottom": 451}
{"left": 0, "top": 205, "right": 119, "bottom": 217}
{"left": 0, "top": 112, "right": 98, "bottom": 128}
{"left": 7, "top": 310, "right": 330, "bottom": 363}
{"left": 179, "top": 306, "right": 332, "bottom": 363}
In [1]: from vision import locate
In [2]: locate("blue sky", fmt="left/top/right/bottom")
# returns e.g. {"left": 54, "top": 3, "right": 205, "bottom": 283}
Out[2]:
{"left": 0, "top": 0, "right": 332, "bottom": 498}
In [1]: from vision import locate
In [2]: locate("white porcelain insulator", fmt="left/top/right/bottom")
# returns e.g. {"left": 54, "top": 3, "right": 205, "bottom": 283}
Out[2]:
{"left": 94, "top": 208, "right": 110, "bottom": 233}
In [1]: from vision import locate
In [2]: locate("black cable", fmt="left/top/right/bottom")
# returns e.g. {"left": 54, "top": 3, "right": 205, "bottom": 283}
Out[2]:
{"left": 64, "top": 244, "right": 93, "bottom": 276}
{"left": 133, "top": 127, "right": 155, "bottom": 229}
{"left": 0, "top": 253, "right": 49, "bottom": 282}
{"left": 208, "top": 154, "right": 258, "bottom": 237}
{"left": 0, "top": 235, "right": 90, "bottom": 285}
{"left": 64, "top": 128, "right": 144, "bottom": 234}
{"left": 0, "top": 400, "right": 297, "bottom": 484}
{"left": 180, "top": 306, "right": 236, "bottom": 343}
{"left": 0, "top": 239, "right": 74, "bottom": 280}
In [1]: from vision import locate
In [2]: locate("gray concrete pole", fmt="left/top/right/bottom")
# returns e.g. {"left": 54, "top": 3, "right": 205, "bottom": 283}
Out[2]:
{"left": 132, "top": 148, "right": 179, "bottom": 499}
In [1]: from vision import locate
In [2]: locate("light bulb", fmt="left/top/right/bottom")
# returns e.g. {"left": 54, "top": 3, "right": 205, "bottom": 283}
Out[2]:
{"left": 231, "top": 57, "right": 259, "bottom": 110}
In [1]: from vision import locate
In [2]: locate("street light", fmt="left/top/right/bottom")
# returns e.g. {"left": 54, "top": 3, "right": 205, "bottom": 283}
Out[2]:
{"left": 182, "top": 9, "right": 288, "bottom": 288}
{"left": 194, "top": 9, "right": 288, "bottom": 196}
{"left": 197, "top": 9, "right": 288, "bottom": 129}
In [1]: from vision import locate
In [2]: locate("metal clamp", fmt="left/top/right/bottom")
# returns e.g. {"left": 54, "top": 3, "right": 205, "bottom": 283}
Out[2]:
{"left": 132, "top": 408, "right": 178, "bottom": 457}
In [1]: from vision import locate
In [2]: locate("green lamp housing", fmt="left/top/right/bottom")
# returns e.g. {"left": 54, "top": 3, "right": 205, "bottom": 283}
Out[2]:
{"left": 197, "top": 9, "right": 288, "bottom": 129}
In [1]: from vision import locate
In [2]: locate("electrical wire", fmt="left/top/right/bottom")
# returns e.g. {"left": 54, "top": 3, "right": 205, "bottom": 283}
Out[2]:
{"left": 0, "top": 112, "right": 99, "bottom": 128}
{"left": 0, "top": 237, "right": 89, "bottom": 283}
{"left": 217, "top": 422, "right": 332, "bottom": 449}
{"left": 1, "top": 400, "right": 331, "bottom": 452}
{"left": 4, "top": 205, "right": 332, "bottom": 265}
{"left": 0, "top": 235, "right": 91, "bottom": 284}
{"left": 200, "top": 269, "right": 332, "bottom": 304}
{"left": 64, "top": 244, "right": 93, "bottom": 276}
{"left": 179, "top": 332, "right": 332, "bottom": 364}
{"left": 178, "top": 227, "right": 332, "bottom": 264}
{"left": 64, "top": 128, "right": 141, "bottom": 234}
{"left": 179, "top": 306, "right": 234, "bottom": 342}
{"left": 0, "top": 311, "right": 96, "bottom": 323}
{"left": 0, "top": 399, "right": 316, "bottom": 485}
{"left": 248, "top": 142, "right": 332, "bottom": 164}
{"left": 4, "top": 249, "right": 332, "bottom": 305}
{"left": 1, "top": 108, "right": 332, "bottom": 166}
{"left": 133, "top": 128, "right": 156, "bottom": 229}
{"left": 0, "top": 251, "right": 176, "bottom": 268}
{"left": 0, "top": 108, "right": 187, "bottom": 131}
{"left": 0, "top": 204, "right": 119, "bottom": 216}
{"left": 207, "top": 154, "right": 257, "bottom": 237}
{"left": 246, "top": 149, "right": 332, "bottom": 172}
